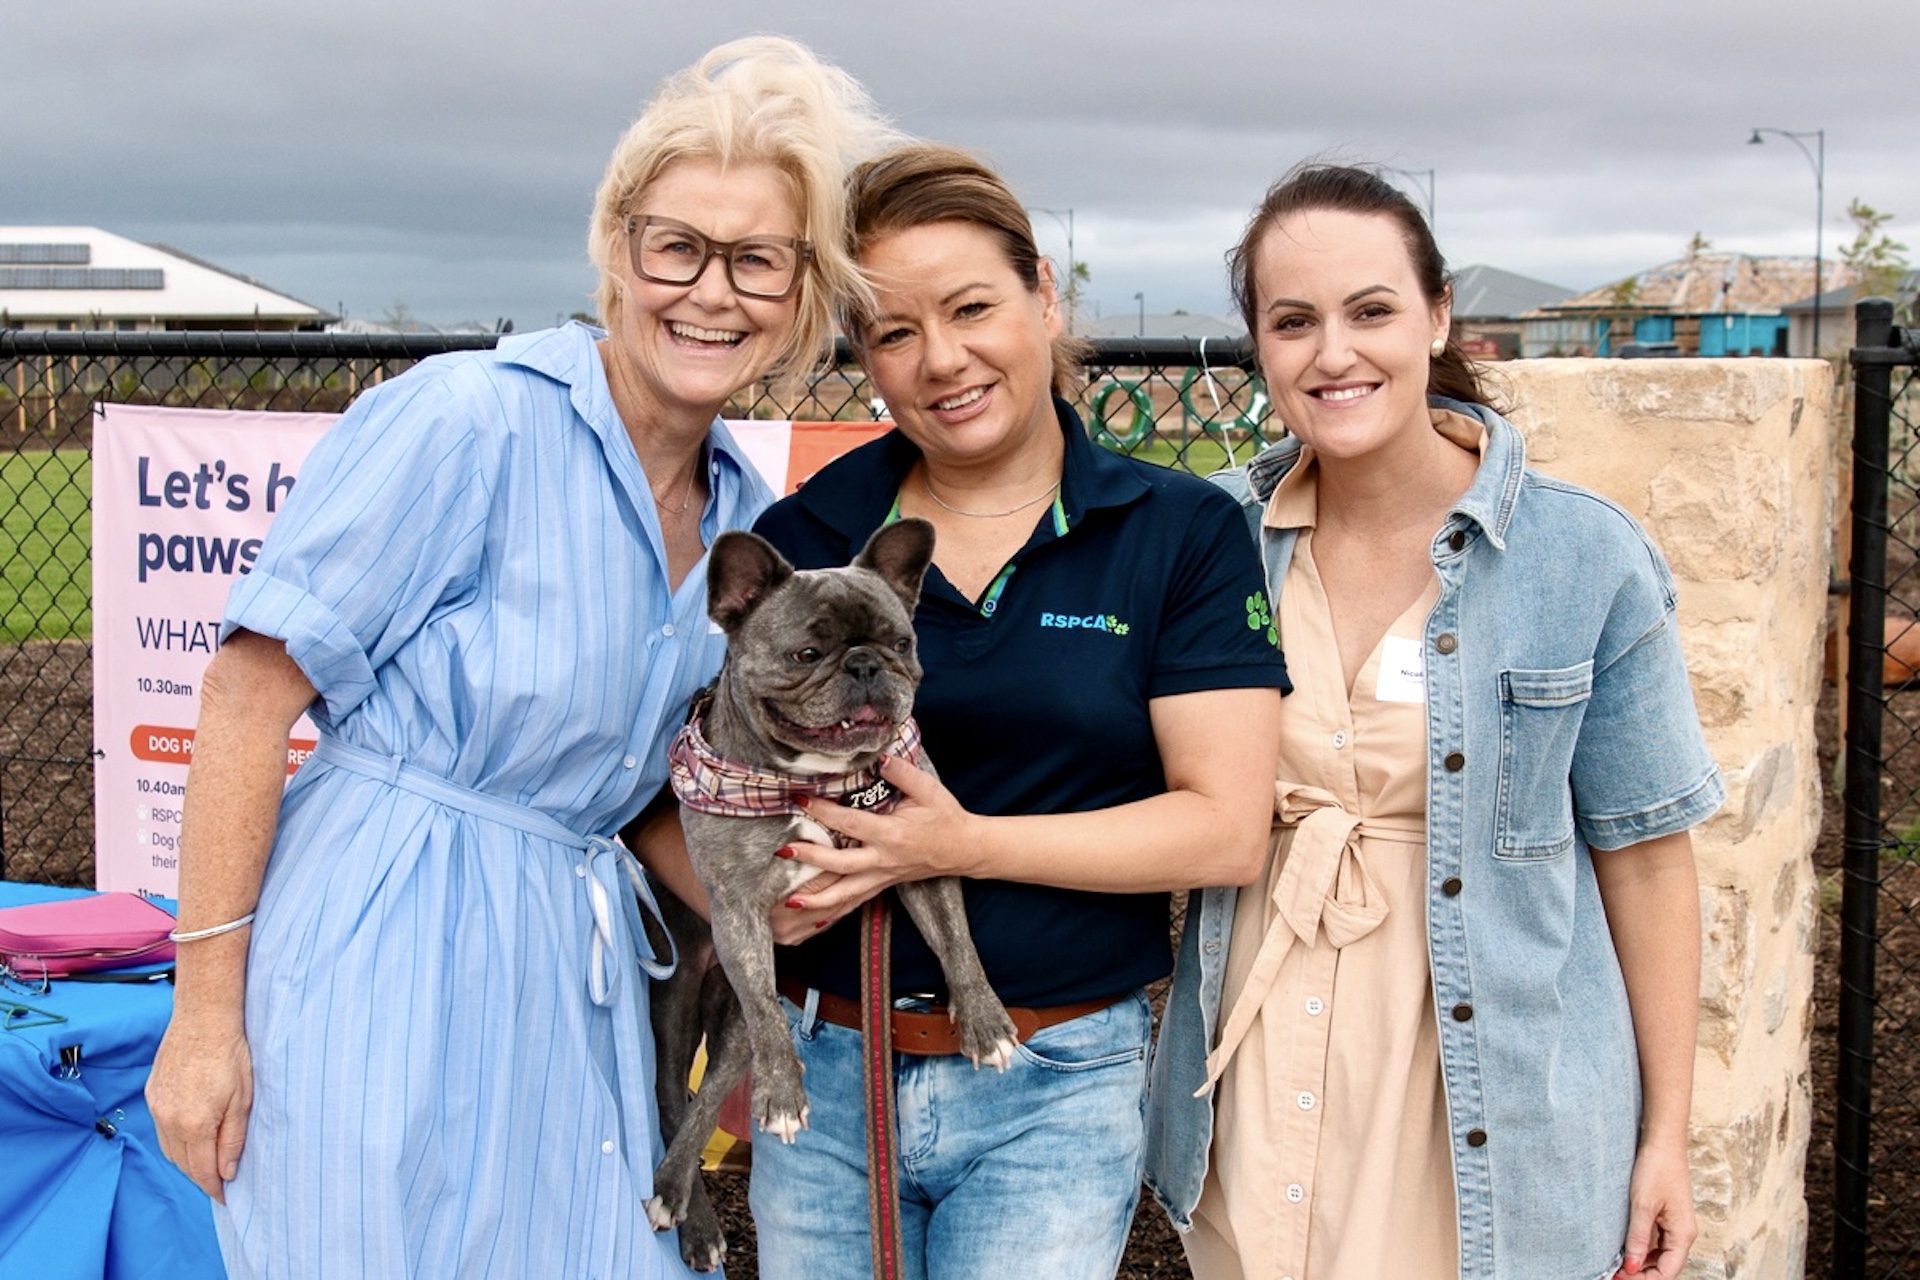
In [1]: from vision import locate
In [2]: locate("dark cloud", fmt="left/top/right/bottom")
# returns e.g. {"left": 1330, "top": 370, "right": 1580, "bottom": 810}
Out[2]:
{"left": 11, "top": 0, "right": 1914, "bottom": 327}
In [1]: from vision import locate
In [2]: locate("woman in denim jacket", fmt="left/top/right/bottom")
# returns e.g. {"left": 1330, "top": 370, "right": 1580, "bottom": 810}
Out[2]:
{"left": 1144, "top": 165, "right": 1724, "bottom": 1280}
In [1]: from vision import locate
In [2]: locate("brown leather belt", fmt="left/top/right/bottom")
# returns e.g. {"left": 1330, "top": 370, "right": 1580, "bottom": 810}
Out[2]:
{"left": 777, "top": 975, "right": 1121, "bottom": 1057}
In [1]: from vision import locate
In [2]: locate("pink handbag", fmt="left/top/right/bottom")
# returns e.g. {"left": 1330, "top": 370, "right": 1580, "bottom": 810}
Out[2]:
{"left": 0, "top": 891, "right": 177, "bottom": 978}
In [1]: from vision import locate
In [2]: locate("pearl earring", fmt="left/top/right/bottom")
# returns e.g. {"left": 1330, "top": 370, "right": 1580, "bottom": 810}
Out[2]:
{"left": 1431, "top": 337, "right": 1447, "bottom": 357}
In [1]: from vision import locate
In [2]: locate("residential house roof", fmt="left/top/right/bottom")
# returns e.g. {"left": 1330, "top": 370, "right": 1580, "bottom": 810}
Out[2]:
{"left": 1781, "top": 269, "right": 1920, "bottom": 314}
{"left": 1535, "top": 252, "right": 1853, "bottom": 317}
{"left": 1449, "top": 264, "right": 1573, "bottom": 319}
{"left": 1077, "top": 311, "right": 1246, "bottom": 340}
{"left": 0, "top": 226, "right": 330, "bottom": 324}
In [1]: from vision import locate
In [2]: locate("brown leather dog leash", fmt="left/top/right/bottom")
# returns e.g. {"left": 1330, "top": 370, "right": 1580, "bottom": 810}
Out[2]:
{"left": 860, "top": 896, "right": 904, "bottom": 1279}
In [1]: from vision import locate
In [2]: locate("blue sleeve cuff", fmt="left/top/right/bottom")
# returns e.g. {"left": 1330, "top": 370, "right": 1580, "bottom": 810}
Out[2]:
{"left": 1579, "top": 765, "right": 1725, "bottom": 851}
{"left": 223, "top": 571, "right": 378, "bottom": 721}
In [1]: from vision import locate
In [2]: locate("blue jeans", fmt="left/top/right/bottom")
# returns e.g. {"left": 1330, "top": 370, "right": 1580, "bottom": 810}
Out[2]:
{"left": 749, "top": 989, "right": 1153, "bottom": 1280}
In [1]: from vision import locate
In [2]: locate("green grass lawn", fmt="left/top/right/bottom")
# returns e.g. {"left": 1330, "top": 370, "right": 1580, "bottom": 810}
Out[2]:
{"left": 1101, "top": 432, "right": 1266, "bottom": 477}
{"left": 1, "top": 450, "right": 92, "bottom": 642}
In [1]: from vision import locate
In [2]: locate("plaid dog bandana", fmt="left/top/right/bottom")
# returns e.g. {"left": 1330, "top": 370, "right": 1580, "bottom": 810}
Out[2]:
{"left": 667, "top": 696, "right": 925, "bottom": 842}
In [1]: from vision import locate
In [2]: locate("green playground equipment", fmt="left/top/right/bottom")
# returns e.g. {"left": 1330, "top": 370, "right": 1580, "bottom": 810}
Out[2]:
{"left": 1088, "top": 377, "right": 1156, "bottom": 450}
{"left": 1178, "top": 366, "right": 1270, "bottom": 443}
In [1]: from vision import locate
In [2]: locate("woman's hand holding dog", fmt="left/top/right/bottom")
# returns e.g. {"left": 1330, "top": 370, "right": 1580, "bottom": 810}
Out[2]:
{"left": 774, "top": 756, "right": 976, "bottom": 934}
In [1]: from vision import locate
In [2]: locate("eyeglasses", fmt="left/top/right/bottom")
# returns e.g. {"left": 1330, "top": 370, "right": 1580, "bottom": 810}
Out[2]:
{"left": 625, "top": 215, "right": 813, "bottom": 301}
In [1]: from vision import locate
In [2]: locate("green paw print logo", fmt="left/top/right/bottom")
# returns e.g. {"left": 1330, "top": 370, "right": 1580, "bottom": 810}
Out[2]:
{"left": 1109, "top": 615, "right": 1130, "bottom": 636}
{"left": 1245, "top": 592, "right": 1278, "bottom": 647}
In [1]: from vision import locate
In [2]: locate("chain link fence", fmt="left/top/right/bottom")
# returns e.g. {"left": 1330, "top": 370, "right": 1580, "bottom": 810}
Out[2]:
{"left": 0, "top": 329, "right": 1272, "bottom": 886}
{"left": 1837, "top": 297, "right": 1920, "bottom": 1278}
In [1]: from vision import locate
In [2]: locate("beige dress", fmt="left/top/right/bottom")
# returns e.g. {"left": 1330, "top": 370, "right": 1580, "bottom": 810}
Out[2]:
{"left": 1184, "top": 419, "right": 1487, "bottom": 1280}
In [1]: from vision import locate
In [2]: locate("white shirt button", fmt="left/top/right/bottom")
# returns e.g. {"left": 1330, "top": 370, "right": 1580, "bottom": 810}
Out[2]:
{"left": 575, "top": 864, "right": 587, "bottom": 879}
{"left": 1331, "top": 730, "right": 1348, "bottom": 748}
{"left": 1305, "top": 996, "right": 1324, "bottom": 1016}
{"left": 601, "top": 1139, "right": 615, "bottom": 1155}
{"left": 660, "top": 623, "right": 676, "bottom": 638}
{"left": 622, "top": 755, "right": 637, "bottom": 769}
{"left": 1285, "top": 1183, "right": 1304, "bottom": 1203}
{"left": 1297, "top": 1090, "right": 1316, "bottom": 1111}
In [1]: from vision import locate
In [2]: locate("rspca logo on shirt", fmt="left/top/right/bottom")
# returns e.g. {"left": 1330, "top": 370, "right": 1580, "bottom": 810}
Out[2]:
{"left": 1039, "top": 611, "right": 1130, "bottom": 636}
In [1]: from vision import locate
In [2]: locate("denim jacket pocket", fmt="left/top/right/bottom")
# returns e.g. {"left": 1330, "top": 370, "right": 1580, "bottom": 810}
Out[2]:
{"left": 1494, "top": 660, "right": 1594, "bottom": 861}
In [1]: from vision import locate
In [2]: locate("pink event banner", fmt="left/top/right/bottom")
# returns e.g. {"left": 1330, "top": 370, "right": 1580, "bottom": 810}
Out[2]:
{"left": 91, "top": 404, "right": 335, "bottom": 895}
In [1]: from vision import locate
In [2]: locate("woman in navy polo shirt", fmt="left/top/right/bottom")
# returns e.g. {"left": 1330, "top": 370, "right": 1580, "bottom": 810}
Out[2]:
{"left": 747, "top": 144, "right": 1289, "bottom": 1279}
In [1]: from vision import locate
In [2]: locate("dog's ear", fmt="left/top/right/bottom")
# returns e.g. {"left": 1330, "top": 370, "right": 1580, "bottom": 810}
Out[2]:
{"left": 708, "top": 532, "right": 795, "bottom": 632}
{"left": 854, "top": 518, "right": 935, "bottom": 614}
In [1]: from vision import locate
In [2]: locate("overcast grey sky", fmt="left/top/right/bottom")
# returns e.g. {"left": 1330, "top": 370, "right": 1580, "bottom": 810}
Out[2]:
{"left": 11, "top": 1, "right": 1916, "bottom": 329}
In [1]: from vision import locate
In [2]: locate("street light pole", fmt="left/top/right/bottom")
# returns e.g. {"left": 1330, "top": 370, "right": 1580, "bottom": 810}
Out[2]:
{"left": 1749, "top": 126, "right": 1825, "bottom": 355}
{"left": 1382, "top": 166, "right": 1437, "bottom": 231}
{"left": 1029, "top": 206, "right": 1077, "bottom": 327}
{"left": 1133, "top": 291, "right": 1144, "bottom": 337}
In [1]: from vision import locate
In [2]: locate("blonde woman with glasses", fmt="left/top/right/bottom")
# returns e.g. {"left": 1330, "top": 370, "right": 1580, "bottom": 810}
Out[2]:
{"left": 146, "top": 37, "right": 889, "bottom": 1278}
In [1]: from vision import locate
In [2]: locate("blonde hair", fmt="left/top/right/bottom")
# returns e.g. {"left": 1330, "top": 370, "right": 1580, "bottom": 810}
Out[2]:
{"left": 844, "top": 143, "right": 1090, "bottom": 395}
{"left": 587, "top": 36, "right": 893, "bottom": 379}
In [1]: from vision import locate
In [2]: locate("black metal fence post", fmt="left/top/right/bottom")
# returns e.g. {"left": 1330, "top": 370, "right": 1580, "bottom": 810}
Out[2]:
{"left": 1837, "top": 297, "right": 1897, "bottom": 1279}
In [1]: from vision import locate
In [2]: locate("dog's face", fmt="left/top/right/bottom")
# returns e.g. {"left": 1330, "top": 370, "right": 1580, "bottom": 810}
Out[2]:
{"left": 706, "top": 519, "right": 934, "bottom": 771}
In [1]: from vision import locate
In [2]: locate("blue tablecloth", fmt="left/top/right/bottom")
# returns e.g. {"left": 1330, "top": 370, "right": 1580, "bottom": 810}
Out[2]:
{"left": 0, "top": 883, "right": 224, "bottom": 1279}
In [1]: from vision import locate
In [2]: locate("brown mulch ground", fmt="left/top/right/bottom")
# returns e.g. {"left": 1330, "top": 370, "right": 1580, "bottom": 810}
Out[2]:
{"left": 12, "top": 634, "right": 1920, "bottom": 1278}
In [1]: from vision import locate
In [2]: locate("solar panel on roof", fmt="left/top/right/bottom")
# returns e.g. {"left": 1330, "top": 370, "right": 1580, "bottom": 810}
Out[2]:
{"left": 0, "top": 267, "right": 164, "bottom": 289}
{"left": 0, "top": 244, "right": 91, "bottom": 265}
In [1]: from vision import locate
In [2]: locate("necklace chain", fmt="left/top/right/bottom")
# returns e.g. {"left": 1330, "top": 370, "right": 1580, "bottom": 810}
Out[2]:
{"left": 651, "top": 461, "right": 699, "bottom": 515}
{"left": 921, "top": 473, "right": 1059, "bottom": 519}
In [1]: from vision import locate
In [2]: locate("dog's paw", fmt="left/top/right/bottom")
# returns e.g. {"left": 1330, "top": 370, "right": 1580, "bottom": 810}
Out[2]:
{"left": 754, "top": 1072, "right": 812, "bottom": 1143}
{"left": 971, "top": 1034, "right": 1017, "bottom": 1073}
{"left": 645, "top": 1194, "right": 681, "bottom": 1232}
{"left": 761, "top": 1103, "right": 810, "bottom": 1144}
{"left": 954, "top": 1004, "right": 1020, "bottom": 1073}
{"left": 682, "top": 1232, "right": 726, "bottom": 1273}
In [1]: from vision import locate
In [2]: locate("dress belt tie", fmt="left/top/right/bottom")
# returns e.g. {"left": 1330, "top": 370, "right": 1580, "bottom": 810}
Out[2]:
{"left": 309, "top": 736, "right": 678, "bottom": 1004}
{"left": 1197, "top": 781, "right": 1413, "bottom": 1095}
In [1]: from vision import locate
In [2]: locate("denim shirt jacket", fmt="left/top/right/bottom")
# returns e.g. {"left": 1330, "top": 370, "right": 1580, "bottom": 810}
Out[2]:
{"left": 1143, "top": 397, "right": 1725, "bottom": 1280}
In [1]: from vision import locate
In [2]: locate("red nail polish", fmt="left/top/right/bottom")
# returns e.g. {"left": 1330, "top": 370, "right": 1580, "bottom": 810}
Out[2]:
{"left": 786, "top": 897, "right": 805, "bottom": 909}
{"left": 774, "top": 846, "right": 795, "bottom": 860}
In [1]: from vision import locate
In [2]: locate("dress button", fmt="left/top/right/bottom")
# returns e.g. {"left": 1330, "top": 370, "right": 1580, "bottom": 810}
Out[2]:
{"left": 1448, "top": 530, "right": 1467, "bottom": 552}
{"left": 1285, "top": 1183, "right": 1305, "bottom": 1203}
{"left": 575, "top": 864, "right": 587, "bottom": 879}
{"left": 660, "top": 623, "right": 676, "bottom": 638}
{"left": 622, "top": 755, "right": 637, "bottom": 769}
{"left": 1452, "top": 1003, "right": 1473, "bottom": 1021}
{"left": 1435, "top": 632, "right": 1458, "bottom": 655}
{"left": 602, "top": 1139, "right": 616, "bottom": 1154}
{"left": 1466, "top": 1128, "right": 1488, "bottom": 1148}
{"left": 1442, "top": 876, "right": 1463, "bottom": 896}
{"left": 1305, "top": 996, "right": 1324, "bottom": 1016}
{"left": 1444, "top": 751, "right": 1465, "bottom": 772}
{"left": 1297, "top": 1091, "right": 1316, "bottom": 1111}
{"left": 1331, "top": 730, "right": 1348, "bottom": 749}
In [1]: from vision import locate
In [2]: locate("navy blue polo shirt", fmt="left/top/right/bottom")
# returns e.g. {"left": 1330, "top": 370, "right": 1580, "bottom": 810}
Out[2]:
{"left": 753, "top": 399, "right": 1290, "bottom": 1006}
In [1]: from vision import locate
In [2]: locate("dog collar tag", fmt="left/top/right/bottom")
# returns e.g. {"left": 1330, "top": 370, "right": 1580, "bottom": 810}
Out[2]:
{"left": 840, "top": 777, "right": 898, "bottom": 813}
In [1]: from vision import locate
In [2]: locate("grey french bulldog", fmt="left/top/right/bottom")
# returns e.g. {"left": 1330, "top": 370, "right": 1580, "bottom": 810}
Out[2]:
{"left": 640, "top": 518, "right": 1017, "bottom": 1272}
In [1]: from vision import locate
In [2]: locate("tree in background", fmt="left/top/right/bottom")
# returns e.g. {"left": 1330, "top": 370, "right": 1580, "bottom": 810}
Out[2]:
{"left": 1062, "top": 260, "right": 1091, "bottom": 332}
{"left": 1839, "top": 199, "right": 1912, "bottom": 313}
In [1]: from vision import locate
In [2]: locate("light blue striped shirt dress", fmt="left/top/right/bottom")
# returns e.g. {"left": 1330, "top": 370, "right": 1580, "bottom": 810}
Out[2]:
{"left": 214, "top": 322, "right": 771, "bottom": 1278}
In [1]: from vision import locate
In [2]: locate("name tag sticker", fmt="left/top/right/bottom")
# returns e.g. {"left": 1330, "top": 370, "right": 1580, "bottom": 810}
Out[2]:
{"left": 1375, "top": 635, "right": 1427, "bottom": 704}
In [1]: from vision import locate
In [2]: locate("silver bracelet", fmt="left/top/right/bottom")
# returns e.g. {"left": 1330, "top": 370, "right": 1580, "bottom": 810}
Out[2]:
{"left": 168, "top": 911, "right": 257, "bottom": 943}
